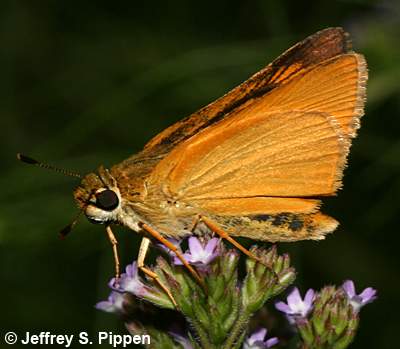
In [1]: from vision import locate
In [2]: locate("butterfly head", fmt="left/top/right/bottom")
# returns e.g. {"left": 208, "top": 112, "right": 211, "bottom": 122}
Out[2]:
{"left": 74, "top": 166, "right": 122, "bottom": 225}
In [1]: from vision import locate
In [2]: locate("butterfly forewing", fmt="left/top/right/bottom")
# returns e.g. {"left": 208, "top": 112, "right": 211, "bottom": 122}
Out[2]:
{"left": 245, "top": 54, "right": 367, "bottom": 138}
{"left": 143, "top": 27, "right": 352, "bottom": 153}
{"left": 148, "top": 111, "right": 349, "bottom": 200}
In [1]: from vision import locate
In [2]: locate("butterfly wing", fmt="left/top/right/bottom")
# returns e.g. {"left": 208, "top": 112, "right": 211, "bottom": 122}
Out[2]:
{"left": 148, "top": 110, "right": 349, "bottom": 200}
{"left": 244, "top": 54, "right": 367, "bottom": 138}
{"left": 148, "top": 51, "right": 367, "bottom": 197}
{"left": 144, "top": 52, "right": 366, "bottom": 241}
{"left": 145, "top": 109, "right": 347, "bottom": 241}
{"left": 143, "top": 27, "right": 351, "bottom": 153}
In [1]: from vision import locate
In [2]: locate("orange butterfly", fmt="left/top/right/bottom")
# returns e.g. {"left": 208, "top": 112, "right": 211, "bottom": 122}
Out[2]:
{"left": 19, "top": 28, "right": 367, "bottom": 300}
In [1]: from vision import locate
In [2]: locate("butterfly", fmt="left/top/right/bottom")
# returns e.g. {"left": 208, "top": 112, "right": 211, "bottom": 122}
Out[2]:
{"left": 19, "top": 28, "right": 367, "bottom": 299}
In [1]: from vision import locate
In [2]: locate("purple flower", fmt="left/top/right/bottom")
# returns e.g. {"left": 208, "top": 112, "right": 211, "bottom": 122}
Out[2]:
{"left": 342, "top": 280, "right": 377, "bottom": 312}
{"left": 111, "top": 261, "right": 149, "bottom": 297}
{"left": 275, "top": 287, "right": 315, "bottom": 324}
{"left": 169, "top": 332, "right": 194, "bottom": 349}
{"left": 173, "top": 237, "right": 220, "bottom": 267}
{"left": 95, "top": 291, "right": 125, "bottom": 313}
{"left": 156, "top": 238, "right": 182, "bottom": 257}
{"left": 243, "top": 328, "right": 279, "bottom": 349}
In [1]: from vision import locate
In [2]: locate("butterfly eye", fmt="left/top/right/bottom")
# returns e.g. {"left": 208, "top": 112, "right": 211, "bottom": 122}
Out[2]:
{"left": 95, "top": 189, "right": 119, "bottom": 211}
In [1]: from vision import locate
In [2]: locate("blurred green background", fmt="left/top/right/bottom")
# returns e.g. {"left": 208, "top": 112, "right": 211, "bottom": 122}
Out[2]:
{"left": 1, "top": 0, "right": 399, "bottom": 348}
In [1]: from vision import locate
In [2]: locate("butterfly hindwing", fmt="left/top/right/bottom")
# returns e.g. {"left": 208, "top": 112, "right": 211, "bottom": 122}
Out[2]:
{"left": 209, "top": 210, "right": 338, "bottom": 242}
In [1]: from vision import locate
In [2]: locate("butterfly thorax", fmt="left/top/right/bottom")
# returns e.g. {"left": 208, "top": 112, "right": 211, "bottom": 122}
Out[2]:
{"left": 112, "top": 159, "right": 198, "bottom": 237}
{"left": 73, "top": 151, "right": 196, "bottom": 238}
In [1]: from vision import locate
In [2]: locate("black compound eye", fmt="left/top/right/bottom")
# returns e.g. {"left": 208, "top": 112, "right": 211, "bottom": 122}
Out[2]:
{"left": 95, "top": 189, "right": 119, "bottom": 211}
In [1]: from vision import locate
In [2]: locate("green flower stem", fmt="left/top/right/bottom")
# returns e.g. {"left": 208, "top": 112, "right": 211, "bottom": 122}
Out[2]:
{"left": 231, "top": 329, "right": 247, "bottom": 349}
{"left": 222, "top": 307, "right": 251, "bottom": 349}
{"left": 190, "top": 317, "right": 214, "bottom": 349}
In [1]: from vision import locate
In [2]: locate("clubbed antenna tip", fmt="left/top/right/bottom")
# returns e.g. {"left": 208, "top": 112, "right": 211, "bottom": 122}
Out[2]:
{"left": 17, "top": 153, "right": 39, "bottom": 165}
{"left": 16, "top": 152, "right": 82, "bottom": 179}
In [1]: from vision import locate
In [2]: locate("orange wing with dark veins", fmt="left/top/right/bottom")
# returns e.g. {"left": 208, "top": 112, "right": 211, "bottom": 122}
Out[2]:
{"left": 148, "top": 110, "right": 349, "bottom": 200}
{"left": 141, "top": 30, "right": 367, "bottom": 242}
{"left": 143, "top": 28, "right": 352, "bottom": 153}
{"left": 148, "top": 53, "right": 366, "bottom": 200}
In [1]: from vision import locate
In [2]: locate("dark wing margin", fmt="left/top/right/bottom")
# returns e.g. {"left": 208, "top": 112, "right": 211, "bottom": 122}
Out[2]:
{"left": 143, "top": 27, "right": 352, "bottom": 152}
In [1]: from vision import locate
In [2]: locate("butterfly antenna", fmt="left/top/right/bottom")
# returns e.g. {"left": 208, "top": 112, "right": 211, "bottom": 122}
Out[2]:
{"left": 17, "top": 153, "right": 82, "bottom": 179}
{"left": 59, "top": 210, "right": 83, "bottom": 239}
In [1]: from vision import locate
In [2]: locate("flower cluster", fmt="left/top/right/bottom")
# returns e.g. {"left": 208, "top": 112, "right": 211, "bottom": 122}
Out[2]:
{"left": 274, "top": 282, "right": 377, "bottom": 349}
{"left": 96, "top": 236, "right": 376, "bottom": 349}
{"left": 275, "top": 281, "right": 377, "bottom": 324}
{"left": 95, "top": 237, "right": 224, "bottom": 314}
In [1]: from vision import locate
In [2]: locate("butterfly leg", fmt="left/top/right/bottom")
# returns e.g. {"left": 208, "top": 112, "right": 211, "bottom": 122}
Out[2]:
{"left": 199, "top": 216, "right": 264, "bottom": 264}
{"left": 139, "top": 222, "right": 206, "bottom": 289}
{"left": 137, "top": 237, "right": 178, "bottom": 307}
{"left": 200, "top": 216, "right": 280, "bottom": 283}
{"left": 189, "top": 214, "right": 201, "bottom": 232}
{"left": 106, "top": 226, "right": 120, "bottom": 280}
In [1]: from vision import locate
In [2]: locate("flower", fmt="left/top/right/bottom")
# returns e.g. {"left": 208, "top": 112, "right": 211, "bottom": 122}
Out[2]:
{"left": 156, "top": 238, "right": 182, "bottom": 257}
{"left": 243, "top": 328, "right": 279, "bottom": 349}
{"left": 173, "top": 237, "right": 220, "bottom": 267}
{"left": 169, "top": 331, "right": 194, "bottom": 349}
{"left": 342, "top": 280, "right": 377, "bottom": 312}
{"left": 104, "top": 260, "right": 177, "bottom": 309}
{"left": 111, "top": 261, "right": 149, "bottom": 297}
{"left": 95, "top": 291, "right": 125, "bottom": 313}
{"left": 275, "top": 287, "right": 315, "bottom": 323}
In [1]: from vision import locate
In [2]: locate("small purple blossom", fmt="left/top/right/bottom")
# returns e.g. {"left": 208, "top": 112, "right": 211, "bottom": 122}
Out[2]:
{"left": 156, "top": 237, "right": 182, "bottom": 257}
{"left": 110, "top": 261, "right": 149, "bottom": 297}
{"left": 243, "top": 328, "right": 279, "bottom": 349}
{"left": 342, "top": 280, "right": 377, "bottom": 312}
{"left": 173, "top": 237, "right": 220, "bottom": 267}
{"left": 169, "top": 332, "right": 194, "bottom": 349}
{"left": 95, "top": 291, "right": 125, "bottom": 313}
{"left": 275, "top": 287, "right": 315, "bottom": 324}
